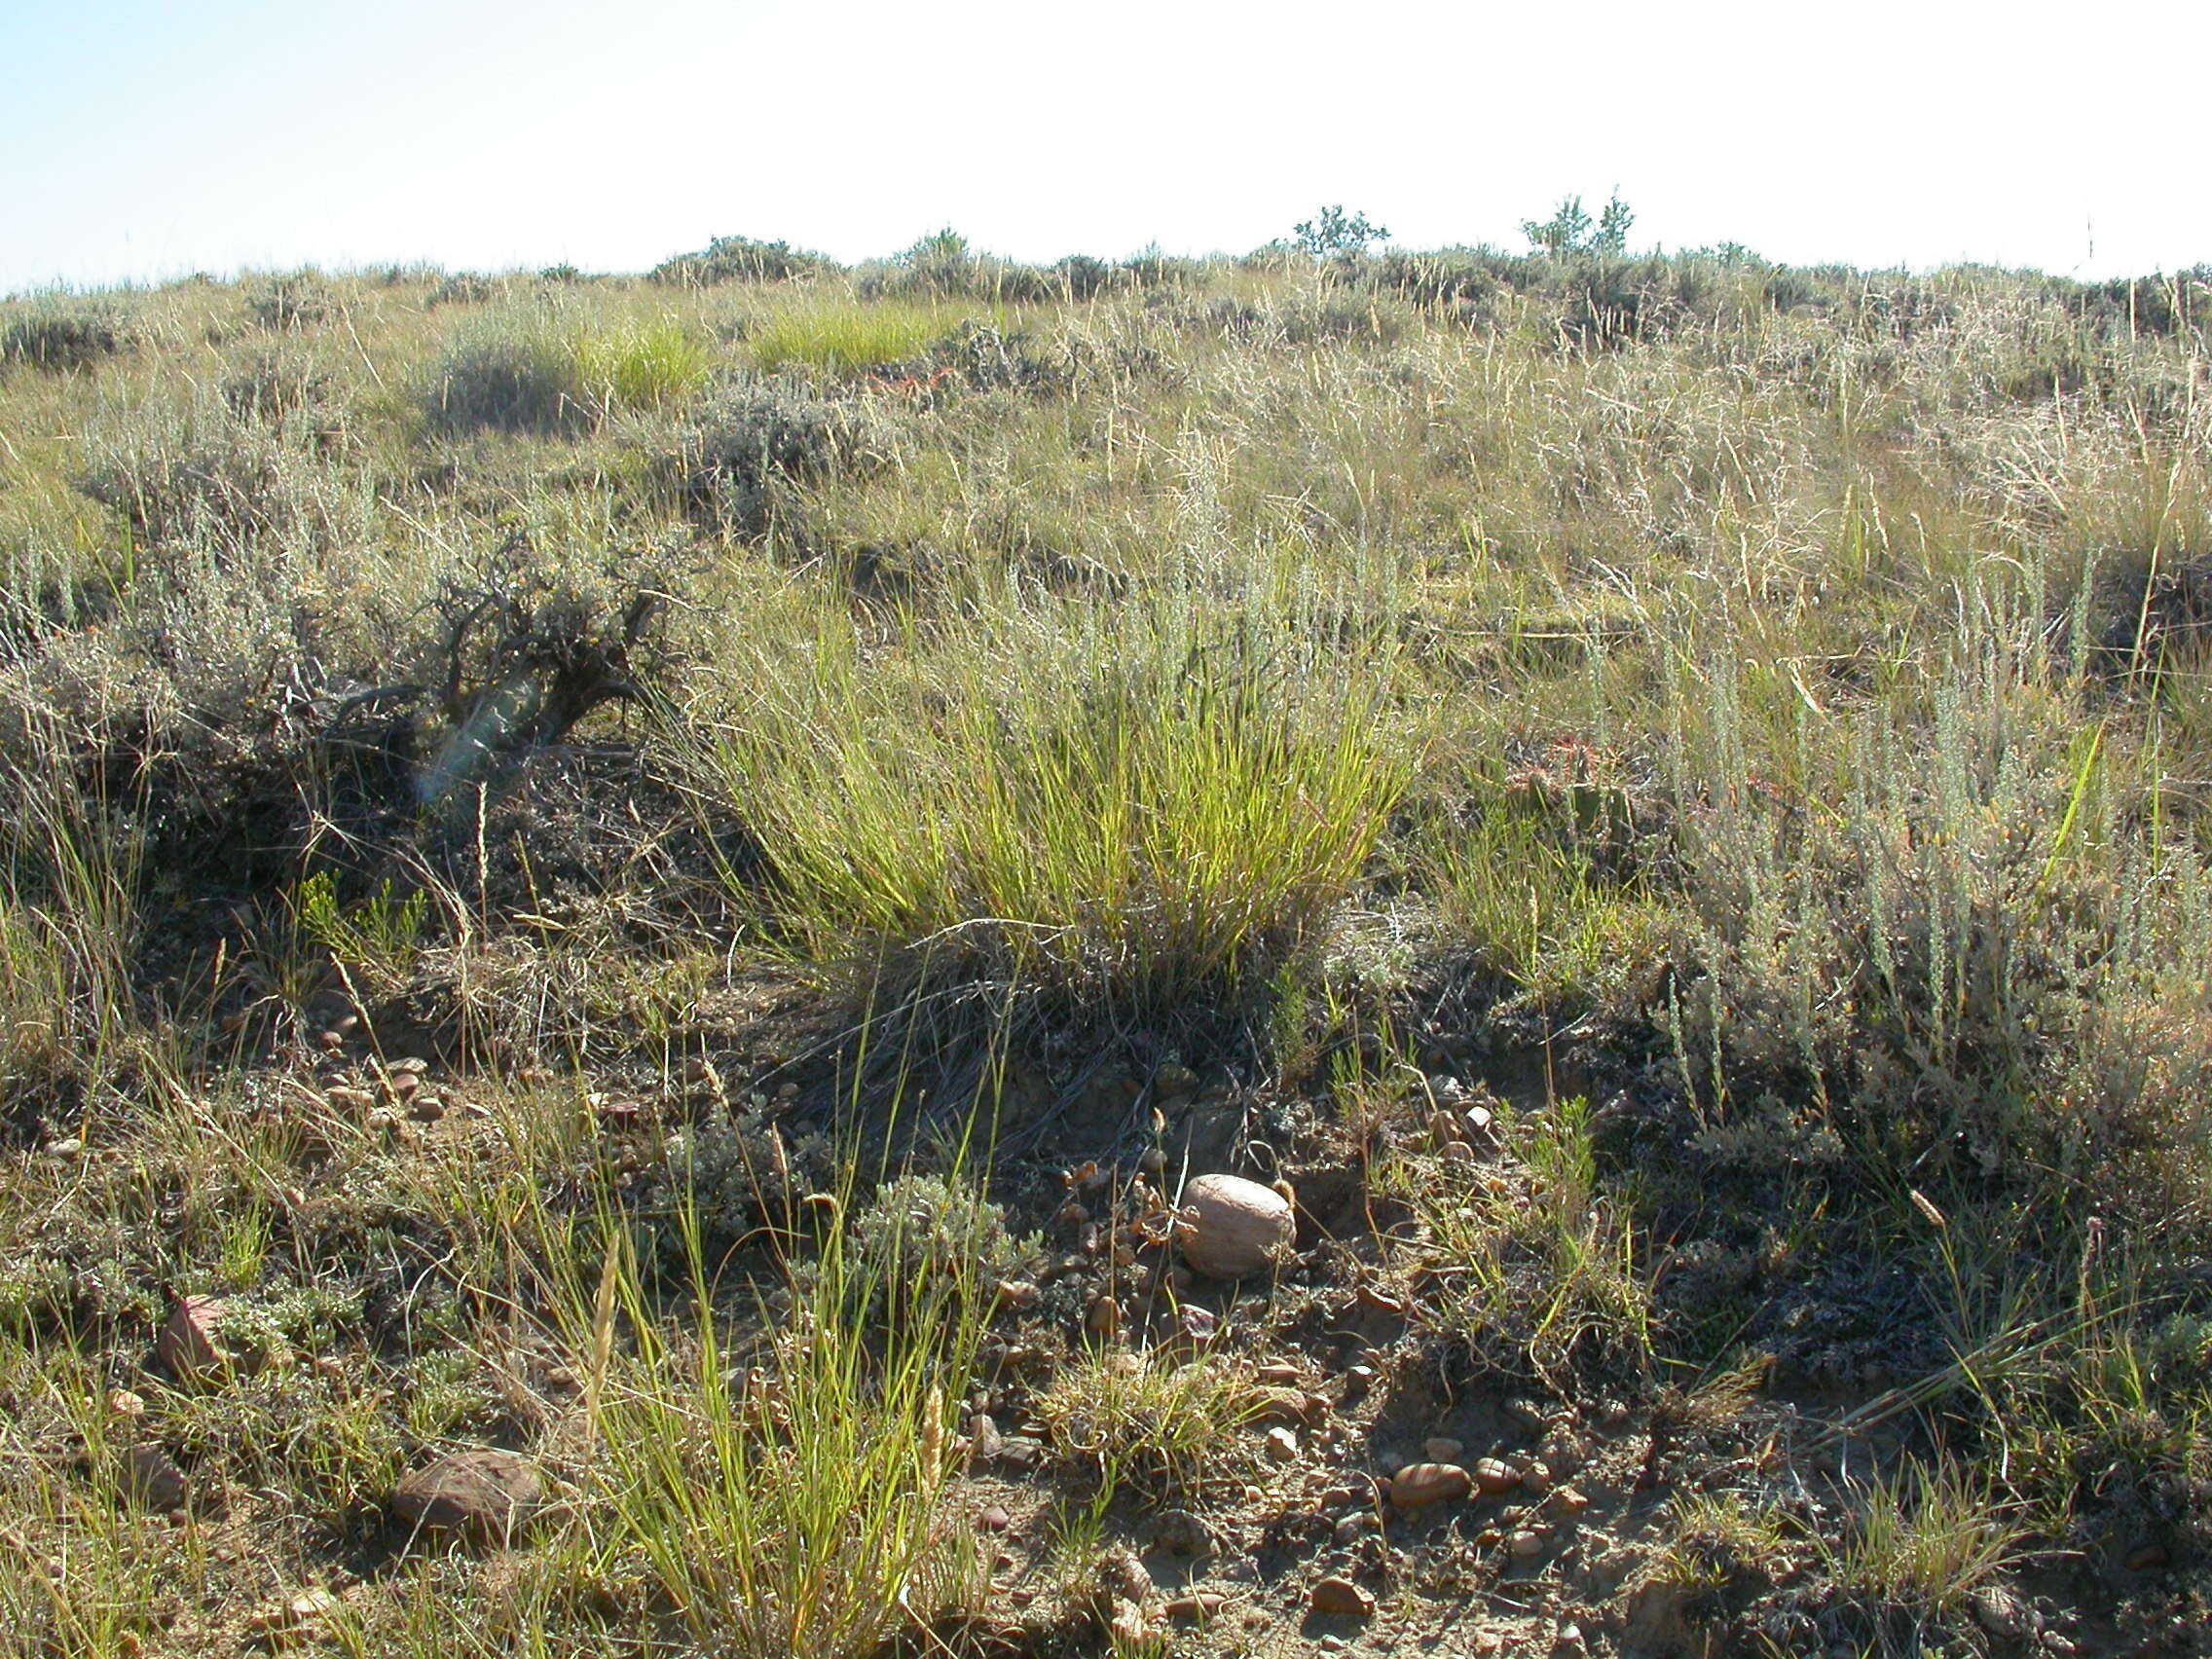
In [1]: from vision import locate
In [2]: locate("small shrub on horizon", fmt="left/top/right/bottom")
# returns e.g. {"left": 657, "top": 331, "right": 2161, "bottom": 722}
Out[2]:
{"left": 648, "top": 234, "right": 841, "bottom": 287}
{"left": 1292, "top": 204, "right": 1389, "bottom": 258}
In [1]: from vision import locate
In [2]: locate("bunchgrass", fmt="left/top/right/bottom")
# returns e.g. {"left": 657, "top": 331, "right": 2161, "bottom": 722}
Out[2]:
{"left": 695, "top": 592, "right": 1412, "bottom": 1014}
{"left": 747, "top": 298, "right": 977, "bottom": 374}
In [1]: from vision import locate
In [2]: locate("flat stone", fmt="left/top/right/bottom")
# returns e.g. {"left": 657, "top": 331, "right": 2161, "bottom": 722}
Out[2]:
{"left": 1148, "top": 1508, "right": 1213, "bottom": 1555}
{"left": 1165, "top": 1592, "right": 1228, "bottom": 1621}
{"left": 156, "top": 1296, "right": 230, "bottom": 1380}
{"left": 1390, "top": 1461, "right": 1473, "bottom": 1507}
{"left": 1310, "top": 1576, "right": 1374, "bottom": 1617}
{"left": 1970, "top": 1584, "right": 2036, "bottom": 1638}
{"left": 391, "top": 1448, "right": 541, "bottom": 1541}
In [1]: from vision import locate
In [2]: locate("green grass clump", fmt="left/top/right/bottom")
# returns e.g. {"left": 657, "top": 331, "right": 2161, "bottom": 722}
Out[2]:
{"left": 747, "top": 300, "right": 973, "bottom": 374}
{"left": 702, "top": 603, "right": 1410, "bottom": 1012}
{"left": 573, "top": 316, "right": 712, "bottom": 412}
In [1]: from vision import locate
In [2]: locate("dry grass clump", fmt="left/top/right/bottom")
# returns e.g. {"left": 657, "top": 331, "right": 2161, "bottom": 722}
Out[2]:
{"left": 416, "top": 313, "right": 587, "bottom": 434}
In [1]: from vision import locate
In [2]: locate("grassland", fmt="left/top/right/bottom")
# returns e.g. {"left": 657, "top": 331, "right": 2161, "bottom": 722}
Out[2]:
{"left": 0, "top": 234, "right": 2207, "bottom": 1658}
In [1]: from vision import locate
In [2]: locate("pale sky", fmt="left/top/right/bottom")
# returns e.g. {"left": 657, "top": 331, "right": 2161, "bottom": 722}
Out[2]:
{"left": 5, "top": 0, "right": 2208, "bottom": 294}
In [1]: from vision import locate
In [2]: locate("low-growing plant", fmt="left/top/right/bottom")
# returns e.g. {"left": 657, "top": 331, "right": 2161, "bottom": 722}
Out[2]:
{"left": 567, "top": 1195, "right": 992, "bottom": 1659}
{"left": 673, "top": 377, "right": 887, "bottom": 533}
{"left": 651, "top": 1106, "right": 832, "bottom": 1259}
{"left": 843, "top": 1170, "right": 1034, "bottom": 1329}
{"left": 1822, "top": 1455, "right": 2023, "bottom": 1616}
{"left": 1031, "top": 1347, "right": 1264, "bottom": 1499}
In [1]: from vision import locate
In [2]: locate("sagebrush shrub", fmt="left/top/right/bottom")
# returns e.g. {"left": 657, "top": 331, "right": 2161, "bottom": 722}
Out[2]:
{"left": 79, "top": 392, "right": 365, "bottom": 554}
{"left": 245, "top": 273, "right": 341, "bottom": 331}
{"left": 673, "top": 379, "right": 886, "bottom": 532}
{"left": 648, "top": 235, "right": 840, "bottom": 287}
{"left": 1, "top": 303, "right": 130, "bottom": 372}
{"left": 651, "top": 1107, "right": 831, "bottom": 1259}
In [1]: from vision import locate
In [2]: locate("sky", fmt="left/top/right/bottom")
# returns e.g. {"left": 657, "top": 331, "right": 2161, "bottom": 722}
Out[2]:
{"left": 5, "top": 0, "right": 2209, "bottom": 294}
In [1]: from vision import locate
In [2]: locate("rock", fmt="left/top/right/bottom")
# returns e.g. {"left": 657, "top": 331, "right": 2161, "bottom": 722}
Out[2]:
{"left": 1390, "top": 1462, "right": 1473, "bottom": 1507}
{"left": 1473, "top": 1456, "right": 1521, "bottom": 1495}
{"left": 122, "top": 1444, "right": 186, "bottom": 1510}
{"left": 1264, "top": 1426, "right": 1300, "bottom": 1463}
{"left": 1250, "top": 1385, "right": 1323, "bottom": 1425}
{"left": 246, "top": 1588, "right": 339, "bottom": 1637}
{"left": 1509, "top": 1529, "right": 1547, "bottom": 1559}
{"left": 1165, "top": 1592, "right": 1228, "bottom": 1621}
{"left": 1255, "top": 1362, "right": 1304, "bottom": 1387}
{"left": 391, "top": 1448, "right": 542, "bottom": 1541}
{"left": 1148, "top": 1509, "right": 1213, "bottom": 1556}
{"left": 1971, "top": 1584, "right": 2036, "bottom": 1639}
{"left": 1176, "top": 1174, "right": 1295, "bottom": 1279}
{"left": 1107, "top": 1604, "right": 1152, "bottom": 1646}
{"left": 977, "top": 1504, "right": 1011, "bottom": 1532}
{"left": 156, "top": 1296, "right": 230, "bottom": 1380}
{"left": 1550, "top": 1486, "right": 1590, "bottom": 1517}
{"left": 1085, "top": 1295, "right": 1121, "bottom": 1338}
{"left": 1356, "top": 1283, "right": 1407, "bottom": 1314}
{"left": 106, "top": 1388, "right": 145, "bottom": 1419}
{"left": 1309, "top": 1577, "right": 1374, "bottom": 1617}
{"left": 1424, "top": 1436, "right": 1464, "bottom": 1462}
{"left": 1503, "top": 1397, "right": 1549, "bottom": 1433}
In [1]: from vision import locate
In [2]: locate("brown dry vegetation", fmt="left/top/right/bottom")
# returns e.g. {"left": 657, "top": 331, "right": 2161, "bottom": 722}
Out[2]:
{"left": 1, "top": 237, "right": 2209, "bottom": 1659}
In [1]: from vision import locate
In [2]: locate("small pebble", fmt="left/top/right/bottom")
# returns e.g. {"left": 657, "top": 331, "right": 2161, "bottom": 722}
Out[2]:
{"left": 1473, "top": 1456, "right": 1521, "bottom": 1494}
